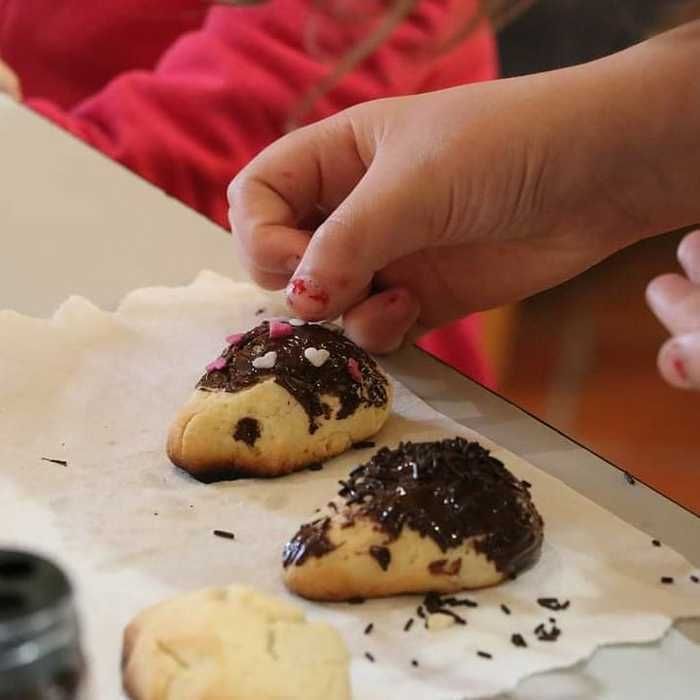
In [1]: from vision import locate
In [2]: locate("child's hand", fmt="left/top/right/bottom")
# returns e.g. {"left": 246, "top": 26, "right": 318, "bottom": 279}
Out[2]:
{"left": 229, "top": 75, "right": 637, "bottom": 352}
{"left": 0, "top": 59, "right": 21, "bottom": 101}
{"left": 647, "top": 230, "right": 700, "bottom": 390}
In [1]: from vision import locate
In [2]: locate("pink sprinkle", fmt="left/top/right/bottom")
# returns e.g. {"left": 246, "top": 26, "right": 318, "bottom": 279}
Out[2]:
{"left": 347, "top": 358, "right": 362, "bottom": 383}
{"left": 226, "top": 332, "right": 245, "bottom": 346}
{"left": 269, "top": 320, "right": 294, "bottom": 339}
{"left": 206, "top": 357, "right": 227, "bottom": 372}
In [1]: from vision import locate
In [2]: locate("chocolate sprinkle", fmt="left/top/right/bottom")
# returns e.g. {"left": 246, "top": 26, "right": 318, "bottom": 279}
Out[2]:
{"left": 501, "top": 604, "right": 511, "bottom": 615}
{"left": 521, "top": 480, "right": 532, "bottom": 489}
{"left": 255, "top": 308, "right": 265, "bottom": 315}
{"left": 477, "top": 651, "right": 492, "bottom": 659}
{"left": 307, "top": 462, "right": 324, "bottom": 472}
{"left": 691, "top": 575, "right": 699, "bottom": 583}
{"left": 369, "top": 545, "right": 391, "bottom": 571}
{"left": 422, "top": 592, "right": 468, "bottom": 626}
{"left": 534, "top": 622, "right": 561, "bottom": 642}
{"left": 652, "top": 539, "right": 661, "bottom": 547}
{"left": 364, "top": 652, "right": 375, "bottom": 663}
{"left": 411, "top": 659, "right": 419, "bottom": 667}
{"left": 404, "top": 618, "right": 414, "bottom": 632}
{"left": 213, "top": 529, "right": 235, "bottom": 540}
{"left": 199, "top": 321, "right": 388, "bottom": 435}
{"left": 624, "top": 471, "right": 636, "bottom": 485}
{"left": 233, "top": 417, "right": 261, "bottom": 446}
{"left": 333, "top": 438, "right": 543, "bottom": 576}
{"left": 283, "top": 518, "right": 335, "bottom": 567}
{"left": 661, "top": 576, "right": 674, "bottom": 584}
{"left": 511, "top": 633, "right": 527, "bottom": 648}
{"left": 364, "top": 623, "right": 374, "bottom": 635}
{"left": 41, "top": 457, "right": 68, "bottom": 467}
{"left": 537, "top": 597, "right": 570, "bottom": 611}
{"left": 353, "top": 441, "right": 376, "bottom": 450}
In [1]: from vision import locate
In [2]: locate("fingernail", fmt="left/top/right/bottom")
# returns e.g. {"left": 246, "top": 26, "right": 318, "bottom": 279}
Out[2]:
{"left": 286, "top": 276, "right": 330, "bottom": 315}
{"left": 662, "top": 342, "right": 695, "bottom": 389}
{"left": 285, "top": 255, "right": 302, "bottom": 274}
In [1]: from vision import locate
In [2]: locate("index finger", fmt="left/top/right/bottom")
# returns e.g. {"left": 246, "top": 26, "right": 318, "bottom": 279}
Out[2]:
{"left": 227, "top": 113, "right": 369, "bottom": 281}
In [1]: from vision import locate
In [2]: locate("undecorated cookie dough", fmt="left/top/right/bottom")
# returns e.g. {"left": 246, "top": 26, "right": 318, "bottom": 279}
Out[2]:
{"left": 283, "top": 438, "right": 544, "bottom": 601}
{"left": 122, "top": 585, "right": 350, "bottom": 700}
{"left": 167, "top": 320, "right": 391, "bottom": 481}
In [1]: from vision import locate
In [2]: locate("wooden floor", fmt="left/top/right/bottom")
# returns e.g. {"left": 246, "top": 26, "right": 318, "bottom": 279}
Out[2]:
{"left": 490, "top": 232, "right": 700, "bottom": 515}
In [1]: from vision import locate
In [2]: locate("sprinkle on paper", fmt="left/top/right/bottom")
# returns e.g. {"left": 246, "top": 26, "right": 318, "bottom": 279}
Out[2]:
{"left": 213, "top": 530, "right": 235, "bottom": 540}
{"left": 41, "top": 457, "right": 68, "bottom": 467}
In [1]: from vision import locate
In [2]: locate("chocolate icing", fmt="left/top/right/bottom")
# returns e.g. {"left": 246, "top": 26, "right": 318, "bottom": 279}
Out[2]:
{"left": 198, "top": 322, "right": 388, "bottom": 433}
{"left": 282, "top": 517, "right": 335, "bottom": 567}
{"left": 369, "top": 545, "right": 391, "bottom": 571}
{"left": 284, "top": 437, "right": 543, "bottom": 576}
{"left": 233, "top": 417, "right": 260, "bottom": 446}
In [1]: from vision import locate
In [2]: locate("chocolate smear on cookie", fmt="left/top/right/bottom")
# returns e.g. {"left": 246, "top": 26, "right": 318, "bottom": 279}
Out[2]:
{"left": 199, "top": 321, "right": 388, "bottom": 434}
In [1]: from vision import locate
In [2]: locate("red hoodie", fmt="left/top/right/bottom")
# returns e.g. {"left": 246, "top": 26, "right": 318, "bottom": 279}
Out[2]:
{"left": 0, "top": 0, "right": 496, "bottom": 384}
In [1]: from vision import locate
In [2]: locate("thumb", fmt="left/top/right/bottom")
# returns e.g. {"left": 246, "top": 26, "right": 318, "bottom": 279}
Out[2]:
{"left": 286, "top": 157, "right": 430, "bottom": 320}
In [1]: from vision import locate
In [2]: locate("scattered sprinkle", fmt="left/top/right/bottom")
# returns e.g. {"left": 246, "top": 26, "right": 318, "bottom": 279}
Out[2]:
{"left": 304, "top": 347, "right": 330, "bottom": 367}
{"left": 411, "top": 659, "right": 419, "bottom": 667}
{"left": 691, "top": 575, "right": 699, "bottom": 583}
{"left": 652, "top": 539, "right": 661, "bottom": 547}
{"left": 213, "top": 530, "right": 235, "bottom": 540}
{"left": 307, "top": 462, "right": 324, "bottom": 472}
{"left": 537, "top": 597, "right": 570, "bottom": 611}
{"left": 364, "top": 623, "right": 374, "bottom": 635}
{"left": 364, "top": 652, "right": 375, "bottom": 663}
{"left": 661, "top": 576, "right": 674, "bottom": 584}
{"left": 416, "top": 606, "right": 426, "bottom": 619}
{"left": 511, "top": 633, "right": 527, "bottom": 648}
{"left": 352, "top": 441, "right": 376, "bottom": 450}
{"left": 403, "top": 618, "right": 414, "bottom": 632}
{"left": 206, "top": 356, "right": 227, "bottom": 372}
{"left": 255, "top": 308, "right": 265, "bottom": 315}
{"left": 347, "top": 357, "right": 363, "bottom": 382}
{"left": 225, "top": 332, "right": 245, "bottom": 346}
{"left": 549, "top": 617, "right": 556, "bottom": 624}
{"left": 41, "top": 457, "right": 68, "bottom": 467}
{"left": 501, "top": 604, "right": 511, "bottom": 615}
{"left": 269, "top": 320, "right": 294, "bottom": 339}
{"left": 534, "top": 622, "right": 561, "bottom": 642}
{"left": 477, "top": 651, "right": 492, "bottom": 659}
{"left": 624, "top": 471, "right": 636, "bottom": 485}
{"left": 252, "top": 351, "right": 277, "bottom": 369}
{"left": 521, "top": 480, "right": 532, "bottom": 489}
{"left": 347, "top": 597, "right": 366, "bottom": 605}
{"left": 153, "top": 512, "right": 159, "bottom": 516}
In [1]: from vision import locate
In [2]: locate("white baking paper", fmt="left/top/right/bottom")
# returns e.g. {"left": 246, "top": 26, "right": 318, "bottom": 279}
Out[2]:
{"left": 0, "top": 271, "right": 698, "bottom": 699}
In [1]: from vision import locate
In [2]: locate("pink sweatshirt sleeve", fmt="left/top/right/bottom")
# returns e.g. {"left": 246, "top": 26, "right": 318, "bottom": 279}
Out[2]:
{"left": 27, "top": 1, "right": 495, "bottom": 228}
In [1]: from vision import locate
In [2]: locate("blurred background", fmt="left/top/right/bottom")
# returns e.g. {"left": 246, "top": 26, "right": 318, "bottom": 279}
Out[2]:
{"left": 482, "top": 0, "right": 699, "bottom": 514}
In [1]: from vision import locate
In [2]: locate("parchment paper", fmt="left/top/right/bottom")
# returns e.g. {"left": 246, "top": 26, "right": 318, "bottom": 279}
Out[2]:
{"left": 0, "top": 271, "right": 698, "bottom": 699}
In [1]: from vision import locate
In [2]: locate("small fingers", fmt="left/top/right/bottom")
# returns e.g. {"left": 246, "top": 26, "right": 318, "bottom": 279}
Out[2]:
{"left": 342, "top": 287, "right": 421, "bottom": 354}
{"left": 646, "top": 273, "right": 700, "bottom": 335}
{"left": 657, "top": 331, "right": 700, "bottom": 390}
{"left": 677, "top": 229, "right": 700, "bottom": 285}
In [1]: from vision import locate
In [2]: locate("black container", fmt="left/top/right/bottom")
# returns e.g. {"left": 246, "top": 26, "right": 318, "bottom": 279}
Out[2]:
{"left": 0, "top": 551, "right": 84, "bottom": 700}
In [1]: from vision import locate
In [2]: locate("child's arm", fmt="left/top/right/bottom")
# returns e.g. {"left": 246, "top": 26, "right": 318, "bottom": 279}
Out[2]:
{"left": 24, "top": 0, "right": 494, "bottom": 229}
{"left": 229, "top": 20, "right": 700, "bottom": 353}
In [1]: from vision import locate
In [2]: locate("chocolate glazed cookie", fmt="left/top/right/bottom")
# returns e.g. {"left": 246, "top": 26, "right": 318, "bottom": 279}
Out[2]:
{"left": 283, "top": 437, "right": 544, "bottom": 601}
{"left": 166, "top": 320, "right": 392, "bottom": 481}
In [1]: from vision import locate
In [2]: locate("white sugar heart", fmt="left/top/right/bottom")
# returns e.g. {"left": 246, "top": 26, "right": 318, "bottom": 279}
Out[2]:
{"left": 252, "top": 350, "right": 277, "bottom": 369}
{"left": 288, "top": 318, "right": 306, "bottom": 326}
{"left": 304, "top": 347, "right": 330, "bottom": 368}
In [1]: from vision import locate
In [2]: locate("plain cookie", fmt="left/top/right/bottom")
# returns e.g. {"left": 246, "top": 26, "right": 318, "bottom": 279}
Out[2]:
{"left": 283, "top": 438, "right": 544, "bottom": 601}
{"left": 167, "top": 320, "right": 391, "bottom": 480}
{"left": 122, "top": 585, "right": 350, "bottom": 700}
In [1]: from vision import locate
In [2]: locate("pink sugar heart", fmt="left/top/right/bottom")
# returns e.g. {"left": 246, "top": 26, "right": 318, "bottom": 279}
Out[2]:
{"left": 206, "top": 356, "right": 227, "bottom": 372}
{"left": 269, "top": 320, "right": 294, "bottom": 339}
{"left": 347, "top": 358, "right": 362, "bottom": 382}
{"left": 226, "top": 332, "right": 245, "bottom": 346}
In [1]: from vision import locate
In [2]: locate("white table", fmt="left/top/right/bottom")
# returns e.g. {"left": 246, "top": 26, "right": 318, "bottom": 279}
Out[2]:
{"left": 1, "top": 97, "right": 698, "bottom": 699}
